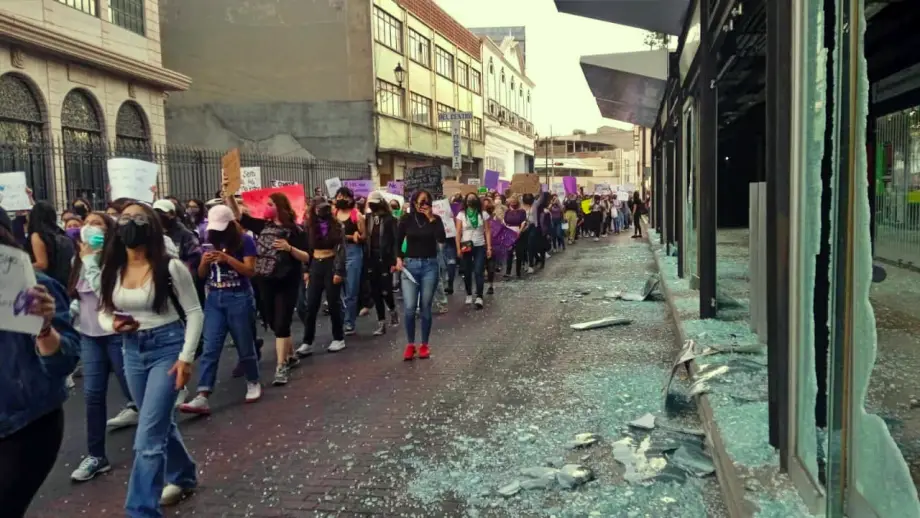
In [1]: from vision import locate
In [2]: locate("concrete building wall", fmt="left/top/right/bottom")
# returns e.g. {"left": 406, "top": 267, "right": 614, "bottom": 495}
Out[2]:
{"left": 159, "top": 0, "right": 376, "bottom": 163}
{"left": 481, "top": 36, "right": 533, "bottom": 177}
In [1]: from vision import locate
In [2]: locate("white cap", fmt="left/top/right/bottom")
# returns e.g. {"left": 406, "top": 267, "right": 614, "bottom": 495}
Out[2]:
{"left": 206, "top": 204, "right": 235, "bottom": 232}
{"left": 152, "top": 199, "right": 176, "bottom": 213}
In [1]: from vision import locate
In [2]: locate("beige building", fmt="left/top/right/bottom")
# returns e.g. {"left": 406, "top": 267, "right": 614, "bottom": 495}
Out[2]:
{"left": 534, "top": 126, "right": 640, "bottom": 189}
{"left": 373, "top": 0, "right": 485, "bottom": 185}
{"left": 0, "top": 0, "right": 189, "bottom": 206}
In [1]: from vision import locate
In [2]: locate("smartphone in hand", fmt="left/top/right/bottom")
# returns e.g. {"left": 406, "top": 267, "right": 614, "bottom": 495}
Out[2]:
{"left": 201, "top": 243, "right": 215, "bottom": 252}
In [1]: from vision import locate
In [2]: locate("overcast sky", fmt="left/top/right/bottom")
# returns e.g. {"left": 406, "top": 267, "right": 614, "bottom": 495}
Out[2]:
{"left": 435, "top": 0, "right": 648, "bottom": 136}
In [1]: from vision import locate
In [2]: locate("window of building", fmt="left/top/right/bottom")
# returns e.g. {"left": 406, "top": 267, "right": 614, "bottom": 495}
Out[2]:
{"left": 408, "top": 29, "right": 430, "bottom": 67}
{"left": 376, "top": 80, "right": 404, "bottom": 118}
{"left": 435, "top": 46, "right": 454, "bottom": 80}
{"left": 56, "top": 0, "right": 96, "bottom": 16}
{"left": 437, "top": 103, "right": 453, "bottom": 132}
{"left": 374, "top": 7, "right": 402, "bottom": 53}
{"left": 471, "top": 69, "right": 482, "bottom": 94}
{"left": 472, "top": 117, "right": 482, "bottom": 141}
{"left": 109, "top": 0, "right": 145, "bottom": 35}
{"left": 461, "top": 120, "right": 470, "bottom": 138}
{"left": 115, "top": 101, "right": 150, "bottom": 155}
{"left": 410, "top": 93, "right": 432, "bottom": 126}
{"left": 457, "top": 61, "right": 470, "bottom": 88}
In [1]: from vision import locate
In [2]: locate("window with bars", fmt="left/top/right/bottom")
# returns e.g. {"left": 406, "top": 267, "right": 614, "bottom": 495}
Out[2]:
{"left": 470, "top": 69, "right": 482, "bottom": 94}
{"left": 457, "top": 61, "right": 469, "bottom": 88}
{"left": 435, "top": 46, "right": 454, "bottom": 80}
{"left": 55, "top": 0, "right": 96, "bottom": 16}
{"left": 410, "top": 93, "right": 432, "bottom": 126}
{"left": 374, "top": 7, "right": 402, "bottom": 53}
{"left": 376, "top": 80, "right": 404, "bottom": 118}
{"left": 109, "top": 0, "right": 145, "bottom": 35}
{"left": 408, "top": 29, "right": 430, "bottom": 67}
{"left": 472, "top": 117, "right": 482, "bottom": 141}
{"left": 437, "top": 103, "right": 453, "bottom": 131}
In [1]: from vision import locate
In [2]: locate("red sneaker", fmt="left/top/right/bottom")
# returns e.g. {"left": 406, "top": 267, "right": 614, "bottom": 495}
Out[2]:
{"left": 418, "top": 344, "right": 430, "bottom": 359}
{"left": 403, "top": 344, "right": 416, "bottom": 361}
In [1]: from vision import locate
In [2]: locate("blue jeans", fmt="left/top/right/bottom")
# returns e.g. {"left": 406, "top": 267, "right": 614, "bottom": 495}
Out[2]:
{"left": 122, "top": 321, "right": 197, "bottom": 518}
{"left": 552, "top": 220, "right": 565, "bottom": 249}
{"left": 342, "top": 244, "right": 364, "bottom": 329}
{"left": 441, "top": 240, "right": 457, "bottom": 292}
{"left": 462, "top": 245, "right": 487, "bottom": 297}
{"left": 401, "top": 257, "right": 440, "bottom": 344}
{"left": 81, "top": 333, "right": 134, "bottom": 459}
{"left": 197, "top": 290, "right": 259, "bottom": 393}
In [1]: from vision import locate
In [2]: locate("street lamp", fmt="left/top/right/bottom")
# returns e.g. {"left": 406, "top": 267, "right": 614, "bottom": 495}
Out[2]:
{"left": 394, "top": 63, "right": 405, "bottom": 87}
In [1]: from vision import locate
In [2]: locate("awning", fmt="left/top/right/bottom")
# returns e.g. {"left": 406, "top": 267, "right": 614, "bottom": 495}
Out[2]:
{"left": 554, "top": 0, "right": 689, "bottom": 36}
{"left": 580, "top": 50, "right": 668, "bottom": 128}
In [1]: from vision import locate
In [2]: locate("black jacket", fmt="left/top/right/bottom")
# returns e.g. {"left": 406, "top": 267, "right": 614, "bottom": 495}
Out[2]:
{"left": 364, "top": 212, "right": 398, "bottom": 268}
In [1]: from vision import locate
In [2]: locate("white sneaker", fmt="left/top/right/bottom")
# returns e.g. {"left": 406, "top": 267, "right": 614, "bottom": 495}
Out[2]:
{"left": 160, "top": 483, "right": 192, "bottom": 506}
{"left": 295, "top": 342, "right": 314, "bottom": 357}
{"left": 245, "top": 382, "right": 262, "bottom": 403}
{"left": 174, "top": 386, "right": 189, "bottom": 409}
{"left": 464, "top": 295, "right": 473, "bottom": 305}
{"left": 526, "top": 267, "right": 535, "bottom": 274}
{"left": 70, "top": 456, "right": 111, "bottom": 482}
{"left": 593, "top": 237, "right": 600, "bottom": 242}
{"left": 546, "top": 252, "right": 552, "bottom": 259}
{"left": 178, "top": 395, "right": 211, "bottom": 415}
{"left": 66, "top": 374, "right": 75, "bottom": 389}
{"left": 474, "top": 297, "right": 484, "bottom": 309}
{"left": 106, "top": 407, "right": 139, "bottom": 429}
{"left": 327, "top": 340, "right": 346, "bottom": 353}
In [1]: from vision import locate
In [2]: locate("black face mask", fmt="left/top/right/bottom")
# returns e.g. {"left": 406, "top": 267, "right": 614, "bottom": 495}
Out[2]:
{"left": 369, "top": 202, "right": 385, "bottom": 213}
{"left": 316, "top": 204, "right": 333, "bottom": 219}
{"left": 159, "top": 214, "right": 175, "bottom": 229}
{"left": 335, "top": 199, "right": 353, "bottom": 210}
{"left": 72, "top": 204, "right": 88, "bottom": 218}
{"left": 118, "top": 221, "right": 150, "bottom": 249}
{"left": 466, "top": 198, "right": 480, "bottom": 209}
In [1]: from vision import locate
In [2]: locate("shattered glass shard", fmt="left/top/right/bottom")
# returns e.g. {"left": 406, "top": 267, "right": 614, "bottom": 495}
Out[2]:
{"left": 567, "top": 432, "right": 600, "bottom": 449}
{"left": 570, "top": 317, "right": 633, "bottom": 330}
{"left": 628, "top": 413, "right": 657, "bottom": 430}
{"left": 556, "top": 464, "right": 595, "bottom": 489}
{"left": 669, "top": 444, "right": 716, "bottom": 477}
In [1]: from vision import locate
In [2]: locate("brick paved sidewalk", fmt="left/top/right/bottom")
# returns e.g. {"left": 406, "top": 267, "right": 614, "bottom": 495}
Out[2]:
{"left": 30, "top": 232, "right": 726, "bottom": 517}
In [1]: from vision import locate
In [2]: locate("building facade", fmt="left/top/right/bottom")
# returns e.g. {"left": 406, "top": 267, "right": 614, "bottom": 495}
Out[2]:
{"left": 469, "top": 26, "right": 526, "bottom": 68}
{"left": 533, "top": 126, "right": 636, "bottom": 187}
{"left": 373, "top": 0, "right": 485, "bottom": 185}
{"left": 0, "top": 0, "right": 189, "bottom": 205}
{"left": 480, "top": 35, "right": 534, "bottom": 179}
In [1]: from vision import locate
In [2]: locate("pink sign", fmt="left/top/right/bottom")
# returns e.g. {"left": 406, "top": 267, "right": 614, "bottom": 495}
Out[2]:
{"left": 241, "top": 185, "right": 306, "bottom": 224}
{"left": 342, "top": 179, "right": 375, "bottom": 198}
{"left": 497, "top": 180, "right": 510, "bottom": 194}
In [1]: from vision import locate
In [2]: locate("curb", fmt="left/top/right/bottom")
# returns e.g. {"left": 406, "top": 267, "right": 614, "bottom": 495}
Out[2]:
{"left": 647, "top": 232, "right": 754, "bottom": 518}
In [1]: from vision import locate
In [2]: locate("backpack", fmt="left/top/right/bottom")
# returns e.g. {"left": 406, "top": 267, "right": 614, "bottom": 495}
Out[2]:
{"left": 47, "top": 233, "right": 75, "bottom": 288}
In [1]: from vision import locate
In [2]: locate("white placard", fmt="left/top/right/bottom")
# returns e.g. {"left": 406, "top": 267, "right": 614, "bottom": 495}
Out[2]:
{"left": 325, "top": 177, "right": 342, "bottom": 197}
{"left": 0, "top": 172, "right": 32, "bottom": 211}
{"left": 451, "top": 120, "right": 462, "bottom": 170}
{"left": 467, "top": 179, "right": 480, "bottom": 186}
{"left": 240, "top": 166, "right": 262, "bottom": 192}
{"left": 0, "top": 244, "right": 42, "bottom": 335}
{"left": 594, "top": 183, "right": 612, "bottom": 195}
{"left": 432, "top": 199, "right": 457, "bottom": 239}
{"left": 552, "top": 183, "right": 566, "bottom": 197}
{"left": 270, "top": 180, "right": 297, "bottom": 188}
{"left": 107, "top": 158, "right": 159, "bottom": 203}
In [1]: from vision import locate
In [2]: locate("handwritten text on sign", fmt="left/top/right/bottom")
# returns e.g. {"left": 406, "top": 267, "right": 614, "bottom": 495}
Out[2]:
{"left": 0, "top": 171, "right": 32, "bottom": 211}
{"left": 240, "top": 166, "right": 262, "bottom": 192}
{"left": 107, "top": 158, "right": 159, "bottom": 203}
{"left": 0, "top": 244, "right": 42, "bottom": 334}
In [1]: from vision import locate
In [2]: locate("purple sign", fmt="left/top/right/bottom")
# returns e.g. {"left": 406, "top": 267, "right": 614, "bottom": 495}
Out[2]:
{"left": 497, "top": 180, "right": 510, "bottom": 194}
{"left": 342, "top": 179, "right": 375, "bottom": 198}
{"left": 563, "top": 176, "right": 578, "bottom": 195}
{"left": 484, "top": 170, "right": 500, "bottom": 190}
{"left": 387, "top": 180, "right": 404, "bottom": 196}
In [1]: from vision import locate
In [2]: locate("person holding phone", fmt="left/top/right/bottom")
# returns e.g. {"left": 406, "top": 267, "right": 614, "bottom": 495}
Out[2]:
{"left": 395, "top": 189, "right": 445, "bottom": 361}
{"left": 179, "top": 205, "right": 261, "bottom": 415}
{"left": 97, "top": 202, "right": 203, "bottom": 516}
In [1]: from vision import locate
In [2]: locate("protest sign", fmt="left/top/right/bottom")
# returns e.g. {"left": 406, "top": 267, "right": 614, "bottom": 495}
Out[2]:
{"left": 270, "top": 179, "right": 297, "bottom": 188}
{"left": 386, "top": 180, "right": 404, "bottom": 196}
{"left": 0, "top": 172, "right": 32, "bottom": 211}
{"left": 432, "top": 199, "right": 456, "bottom": 239}
{"left": 552, "top": 183, "right": 566, "bottom": 197}
{"left": 221, "top": 148, "right": 242, "bottom": 194}
{"left": 241, "top": 185, "right": 306, "bottom": 223}
{"left": 510, "top": 173, "right": 541, "bottom": 195}
{"left": 325, "top": 177, "right": 342, "bottom": 198}
{"left": 497, "top": 179, "right": 511, "bottom": 194}
{"left": 483, "top": 170, "right": 500, "bottom": 190}
{"left": 343, "top": 179, "right": 375, "bottom": 198}
{"left": 405, "top": 165, "right": 444, "bottom": 200}
{"left": 239, "top": 166, "right": 262, "bottom": 192}
{"left": 107, "top": 158, "right": 159, "bottom": 203}
{"left": 563, "top": 176, "right": 578, "bottom": 195}
{"left": 467, "top": 178, "right": 480, "bottom": 186}
{"left": 594, "top": 183, "right": 612, "bottom": 195}
{"left": 0, "top": 244, "right": 42, "bottom": 335}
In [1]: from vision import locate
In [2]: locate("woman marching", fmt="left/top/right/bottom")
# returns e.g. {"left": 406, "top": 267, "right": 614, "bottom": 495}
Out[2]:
{"left": 334, "top": 187, "right": 365, "bottom": 336}
{"left": 455, "top": 192, "right": 492, "bottom": 309}
{"left": 97, "top": 202, "right": 203, "bottom": 516}
{"left": 364, "top": 192, "right": 399, "bottom": 335}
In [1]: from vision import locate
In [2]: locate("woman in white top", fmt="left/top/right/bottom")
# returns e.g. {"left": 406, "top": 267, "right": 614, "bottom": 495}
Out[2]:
{"left": 97, "top": 202, "right": 203, "bottom": 517}
{"left": 455, "top": 193, "right": 492, "bottom": 309}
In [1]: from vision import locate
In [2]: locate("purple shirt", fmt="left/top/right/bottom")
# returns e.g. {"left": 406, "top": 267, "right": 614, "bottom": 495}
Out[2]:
{"left": 550, "top": 204, "right": 562, "bottom": 221}
{"left": 504, "top": 208, "right": 527, "bottom": 227}
{"left": 77, "top": 281, "right": 109, "bottom": 337}
{"left": 207, "top": 234, "right": 258, "bottom": 291}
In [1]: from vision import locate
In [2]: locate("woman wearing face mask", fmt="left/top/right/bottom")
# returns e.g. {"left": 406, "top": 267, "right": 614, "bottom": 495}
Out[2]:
{"left": 64, "top": 216, "right": 83, "bottom": 240}
{"left": 295, "top": 198, "right": 346, "bottom": 357}
{"left": 66, "top": 213, "right": 139, "bottom": 482}
{"left": 455, "top": 193, "right": 492, "bottom": 308}
{"left": 225, "top": 190, "right": 309, "bottom": 386}
{"left": 334, "top": 187, "right": 365, "bottom": 336}
{"left": 178, "top": 205, "right": 261, "bottom": 415}
{"left": 97, "top": 203, "right": 203, "bottom": 516}
{"left": 27, "top": 201, "right": 75, "bottom": 288}
{"left": 396, "top": 189, "right": 445, "bottom": 360}
{"left": 364, "top": 192, "right": 399, "bottom": 335}
{"left": 503, "top": 196, "right": 528, "bottom": 278}
{"left": 184, "top": 199, "right": 207, "bottom": 239}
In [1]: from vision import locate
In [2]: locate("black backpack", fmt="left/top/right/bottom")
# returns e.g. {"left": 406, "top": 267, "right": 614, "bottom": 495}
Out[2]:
{"left": 47, "top": 232, "right": 75, "bottom": 288}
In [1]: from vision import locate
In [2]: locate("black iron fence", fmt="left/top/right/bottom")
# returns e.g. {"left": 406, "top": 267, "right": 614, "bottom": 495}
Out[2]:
{"left": 0, "top": 138, "right": 371, "bottom": 210}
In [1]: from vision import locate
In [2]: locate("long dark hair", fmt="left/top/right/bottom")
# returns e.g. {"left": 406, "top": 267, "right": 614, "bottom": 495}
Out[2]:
{"left": 99, "top": 203, "right": 172, "bottom": 314}
{"left": 186, "top": 198, "right": 206, "bottom": 225}
{"left": 68, "top": 212, "right": 114, "bottom": 299}
{"left": 208, "top": 220, "right": 243, "bottom": 254}
{"left": 269, "top": 192, "right": 297, "bottom": 228}
{"left": 27, "top": 200, "right": 58, "bottom": 237}
{"left": 107, "top": 197, "right": 135, "bottom": 215}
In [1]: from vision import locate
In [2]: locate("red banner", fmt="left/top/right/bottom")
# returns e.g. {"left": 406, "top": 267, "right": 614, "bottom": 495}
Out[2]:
{"left": 240, "top": 184, "right": 306, "bottom": 223}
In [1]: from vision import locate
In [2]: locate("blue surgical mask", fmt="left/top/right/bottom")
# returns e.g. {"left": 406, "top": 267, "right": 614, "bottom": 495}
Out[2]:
{"left": 81, "top": 225, "right": 105, "bottom": 250}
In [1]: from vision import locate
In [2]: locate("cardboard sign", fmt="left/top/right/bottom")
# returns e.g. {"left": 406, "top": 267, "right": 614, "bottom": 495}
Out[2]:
{"left": 221, "top": 148, "right": 242, "bottom": 194}
{"left": 325, "top": 177, "right": 342, "bottom": 198}
{"left": 107, "top": 158, "right": 159, "bottom": 203}
{"left": 510, "top": 173, "right": 541, "bottom": 195}
{"left": 386, "top": 181, "right": 404, "bottom": 196}
{"left": 241, "top": 185, "right": 306, "bottom": 224}
{"left": 240, "top": 166, "right": 261, "bottom": 192}
{"left": 432, "top": 199, "right": 457, "bottom": 239}
{"left": 343, "top": 179, "right": 375, "bottom": 198}
{"left": 0, "top": 244, "right": 42, "bottom": 334}
{"left": 0, "top": 172, "right": 32, "bottom": 211}
{"left": 404, "top": 165, "right": 444, "bottom": 201}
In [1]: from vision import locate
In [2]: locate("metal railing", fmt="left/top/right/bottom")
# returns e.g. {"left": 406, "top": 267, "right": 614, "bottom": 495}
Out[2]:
{"left": 0, "top": 138, "right": 370, "bottom": 210}
{"left": 874, "top": 186, "right": 920, "bottom": 267}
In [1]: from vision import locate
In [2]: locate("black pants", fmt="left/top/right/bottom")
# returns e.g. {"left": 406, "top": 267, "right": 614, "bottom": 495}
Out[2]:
{"left": 0, "top": 408, "right": 64, "bottom": 518}
{"left": 258, "top": 276, "right": 299, "bottom": 338}
{"left": 506, "top": 232, "right": 528, "bottom": 277}
{"left": 486, "top": 256, "right": 495, "bottom": 285}
{"left": 367, "top": 255, "right": 395, "bottom": 321}
{"left": 302, "top": 257, "right": 344, "bottom": 345}
{"left": 633, "top": 213, "right": 643, "bottom": 237}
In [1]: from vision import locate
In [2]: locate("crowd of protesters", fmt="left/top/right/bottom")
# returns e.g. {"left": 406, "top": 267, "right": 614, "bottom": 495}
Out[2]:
{"left": 0, "top": 181, "right": 648, "bottom": 518}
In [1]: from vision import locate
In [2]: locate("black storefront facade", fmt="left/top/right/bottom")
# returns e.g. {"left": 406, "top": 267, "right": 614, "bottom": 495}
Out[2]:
{"left": 557, "top": 0, "right": 920, "bottom": 516}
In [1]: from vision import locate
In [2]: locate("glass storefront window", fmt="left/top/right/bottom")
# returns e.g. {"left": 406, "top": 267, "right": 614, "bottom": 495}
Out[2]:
{"left": 683, "top": 97, "right": 698, "bottom": 282}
